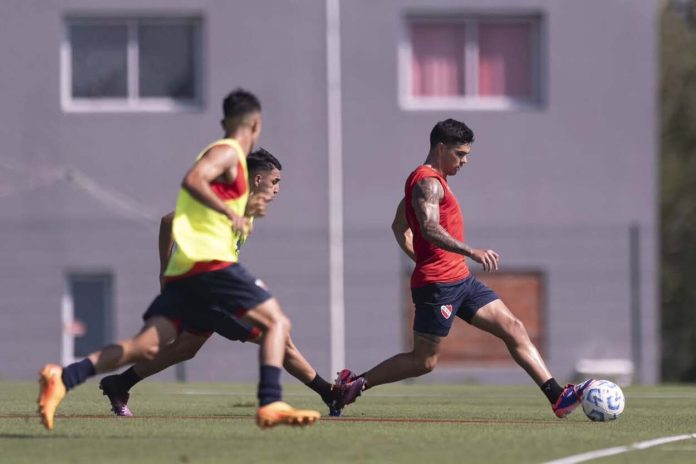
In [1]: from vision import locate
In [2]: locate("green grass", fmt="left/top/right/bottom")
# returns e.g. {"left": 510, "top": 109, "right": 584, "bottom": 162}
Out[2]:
{"left": 1, "top": 381, "right": 695, "bottom": 463}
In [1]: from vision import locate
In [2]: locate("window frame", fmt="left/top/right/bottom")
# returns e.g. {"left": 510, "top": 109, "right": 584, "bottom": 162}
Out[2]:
{"left": 61, "top": 16, "right": 204, "bottom": 113}
{"left": 61, "top": 271, "right": 114, "bottom": 365}
{"left": 399, "top": 13, "right": 545, "bottom": 111}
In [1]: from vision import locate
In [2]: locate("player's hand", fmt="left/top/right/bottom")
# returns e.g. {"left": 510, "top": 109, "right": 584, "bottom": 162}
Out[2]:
{"left": 226, "top": 211, "right": 250, "bottom": 235}
{"left": 244, "top": 192, "right": 273, "bottom": 218}
{"left": 470, "top": 248, "right": 500, "bottom": 272}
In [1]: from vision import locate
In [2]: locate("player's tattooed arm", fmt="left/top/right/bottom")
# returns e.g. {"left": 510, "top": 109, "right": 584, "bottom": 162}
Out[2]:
{"left": 412, "top": 177, "right": 475, "bottom": 256}
{"left": 413, "top": 178, "right": 500, "bottom": 271}
{"left": 412, "top": 178, "right": 500, "bottom": 271}
{"left": 391, "top": 198, "right": 416, "bottom": 262}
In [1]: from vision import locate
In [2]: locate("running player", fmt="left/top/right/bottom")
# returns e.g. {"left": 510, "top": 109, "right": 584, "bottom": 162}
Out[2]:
{"left": 37, "top": 89, "right": 320, "bottom": 430}
{"left": 334, "top": 119, "right": 593, "bottom": 418}
{"left": 99, "top": 148, "right": 340, "bottom": 417}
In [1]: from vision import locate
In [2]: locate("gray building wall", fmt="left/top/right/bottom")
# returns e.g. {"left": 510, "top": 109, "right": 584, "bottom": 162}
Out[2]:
{"left": 0, "top": 0, "right": 660, "bottom": 384}
{"left": 340, "top": 0, "right": 660, "bottom": 384}
{"left": 0, "top": 0, "right": 332, "bottom": 381}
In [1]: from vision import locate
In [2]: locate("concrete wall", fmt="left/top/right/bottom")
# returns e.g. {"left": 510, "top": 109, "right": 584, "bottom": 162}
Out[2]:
{"left": 0, "top": 0, "right": 660, "bottom": 384}
{"left": 0, "top": 0, "right": 332, "bottom": 381}
{"left": 340, "top": 0, "right": 660, "bottom": 383}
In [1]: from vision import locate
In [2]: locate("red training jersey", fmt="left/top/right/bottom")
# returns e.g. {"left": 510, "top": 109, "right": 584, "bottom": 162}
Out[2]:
{"left": 404, "top": 165, "right": 470, "bottom": 288}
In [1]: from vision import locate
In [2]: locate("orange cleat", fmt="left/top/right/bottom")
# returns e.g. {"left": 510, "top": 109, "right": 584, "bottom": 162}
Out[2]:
{"left": 37, "top": 364, "right": 66, "bottom": 430}
{"left": 256, "top": 401, "right": 320, "bottom": 429}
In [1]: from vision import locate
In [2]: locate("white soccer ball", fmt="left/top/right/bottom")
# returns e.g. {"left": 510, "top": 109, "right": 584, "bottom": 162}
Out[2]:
{"left": 581, "top": 380, "right": 625, "bottom": 422}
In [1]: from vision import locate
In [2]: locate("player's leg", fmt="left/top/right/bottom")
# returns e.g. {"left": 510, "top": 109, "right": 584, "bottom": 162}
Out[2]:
{"left": 279, "top": 336, "right": 315, "bottom": 382}
{"left": 132, "top": 330, "right": 209, "bottom": 377}
{"left": 90, "top": 316, "right": 179, "bottom": 372}
{"left": 213, "top": 310, "right": 337, "bottom": 415}
{"left": 469, "top": 295, "right": 593, "bottom": 417}
{"left": 38, "top": 316, "right": 178, "bottom": 430}
{"left": 362, "top": 331, "right": 442, "bottom": 388}
{"left": 238, "top": 297, "right": 320, "bottom": 427}
{"left": 333, "top": 282, "right": 455, "bottom": 411}
{"left": 264, "top": 334, "right": 338, "bottom": 414}
{"left": 215, "top": 311, "right": 320, "bottom": 386}
{"left": 210, "top": 263, "right": 318, "bottom": 427}
{"left": 241, "top": 297, "right": 290, "bottom": 367}
{"left": 356, "top": 280, "right": 456, "bottom": 389}
{"left": 331, "top": 332, "right": 443, "bottom": 411}
{"left": 470, "top": 299, "right": 550, "bottom": 384}
{"left": 100, "top": 330, "right": 210, "bottom": 416}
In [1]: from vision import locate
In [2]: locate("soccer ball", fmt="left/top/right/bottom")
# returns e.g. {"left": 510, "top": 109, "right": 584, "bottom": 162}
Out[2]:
{"left": 581, "top": 380, "right": 625, "bottom": 422}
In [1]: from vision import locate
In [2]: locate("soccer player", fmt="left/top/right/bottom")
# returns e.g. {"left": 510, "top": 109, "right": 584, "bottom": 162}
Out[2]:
{"left": 334, "top": 119, "right": 593, "bottom": 418}
{"left": 37, "top": 89, "right": 320, "bottom": 430}
{"left": 99, "top": 148, "right": 339, "bottom": 417}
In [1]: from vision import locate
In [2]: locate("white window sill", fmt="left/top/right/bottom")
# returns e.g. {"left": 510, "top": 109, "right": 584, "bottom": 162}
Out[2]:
{"left": 62, "top": 98, "right": 202, "bottom": 113}
{"left": 400, "top": 95, "right": 543, "bottom": 112}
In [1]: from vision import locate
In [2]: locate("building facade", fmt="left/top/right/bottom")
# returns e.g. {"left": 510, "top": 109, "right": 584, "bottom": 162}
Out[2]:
{"left": 0, "top": 0, "right": 660, "bottom": 385}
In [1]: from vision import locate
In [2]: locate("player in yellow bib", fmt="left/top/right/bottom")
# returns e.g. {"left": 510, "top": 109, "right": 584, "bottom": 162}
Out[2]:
{"left": 98, "top": 148, "right": 342, "bottom": 417}
{"left": 37, "top": 89, "right": 320, "bottom": 430}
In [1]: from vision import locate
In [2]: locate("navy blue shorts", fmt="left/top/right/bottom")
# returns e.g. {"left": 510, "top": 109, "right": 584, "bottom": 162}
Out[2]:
{"left": 143, "top": 263, "right": 271, "bottom": 340}
{"left": 411, "top": 275, "right": 500, "bottom": 337}
{"left": 213, "top": 314, "right": 261, "bottom": 342}
{"left": 170, "top": 310, "right": 261, "bottom": 342}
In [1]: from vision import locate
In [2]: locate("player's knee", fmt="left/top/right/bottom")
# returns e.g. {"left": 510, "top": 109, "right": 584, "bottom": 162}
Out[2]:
{"left": 280, "top": 314, "right": 292, "bottom": 334}
{"left": 142, "top": 344, "right": 160, "bottom": 361}
{"left": 503, "top": 317, "right": 528, "bottom": 344}
{"left": 130, "top": 341, "right": 159, "bottom": 361}
{"left": 266, "top": 312, "right": 291, "bottom": 334}
{"left": 122, "top": 338, "right": 155, "bottom": 361}
{"left": 422, "top": 356, "right": 438, "bottom": 373}
{"left": 413, "top": 354, "right": 438, "bottom": 374}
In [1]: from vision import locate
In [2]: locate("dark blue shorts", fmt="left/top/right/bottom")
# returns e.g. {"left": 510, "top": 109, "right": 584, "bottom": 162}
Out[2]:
{"left": 143, "top": 263, "right": 271, "bottom": 341}
{"left": 411, "top": 275, "right": 500, "bottom": 337}
{"left": 213, "top": 314, "right": 261, "bottom": 342}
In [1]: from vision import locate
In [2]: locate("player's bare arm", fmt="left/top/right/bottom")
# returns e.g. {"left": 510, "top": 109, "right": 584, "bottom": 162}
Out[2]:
{"left": 413, "top": 177, "right": 499, "bottom": 271}
{"left": 181, "top": 144, "right": 248, "bottom": 233}
{"left": 412, "top": 177, "right": 470, "bottom": 254}
{"left": 158, "top": 211, "right": 175, "bottom": 289}
{"left": 391, "top": 199, "right": 416, "bottom": 262}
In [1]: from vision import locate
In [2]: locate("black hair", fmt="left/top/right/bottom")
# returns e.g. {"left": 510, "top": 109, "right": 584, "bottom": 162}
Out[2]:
{"left": 429, "top": 119, "right": 474, "bottom": 148}
{"left": 222, "top": 88, "right": 262, "bottom": 131}
{"left": 247, "top": 147, "right": 282, "bottom": 173}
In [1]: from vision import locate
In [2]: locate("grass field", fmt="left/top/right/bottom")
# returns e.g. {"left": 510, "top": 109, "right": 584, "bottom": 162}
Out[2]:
{"left": 1, "top": 381, "right": 695, "bottom": 463}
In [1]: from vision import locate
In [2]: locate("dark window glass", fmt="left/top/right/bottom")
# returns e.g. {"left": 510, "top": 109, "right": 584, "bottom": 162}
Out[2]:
{"left": 71, "top": 24, "right": 128, "bottom": 98}
{"left": 139, "top": 23, "right": 196, "bottom": 98}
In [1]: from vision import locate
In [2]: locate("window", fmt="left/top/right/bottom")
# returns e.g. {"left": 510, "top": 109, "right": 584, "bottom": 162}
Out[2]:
{"left": 62, "top": 273, "right": 113, "bottom": 364}
{"left": 402, "top": 15, "right": 543, "bottom": 110}
{"left": 62, "top": 17, "right": 202, "bottom": 112}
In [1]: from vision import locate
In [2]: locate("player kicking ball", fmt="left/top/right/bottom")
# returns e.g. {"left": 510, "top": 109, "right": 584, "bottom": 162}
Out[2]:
{"left": 98, "top": 148, "right": 342, "bottom": 418}
{"left": 38, "top": 89, "right": 320, "bottom": 430}
{"left": 333, "top": 119, "right": 593, "bottom": 418}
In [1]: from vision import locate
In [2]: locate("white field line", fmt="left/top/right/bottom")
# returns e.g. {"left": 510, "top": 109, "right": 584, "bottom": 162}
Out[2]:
{"left": 544, "top": 433, "right": 696, "bottom": 464}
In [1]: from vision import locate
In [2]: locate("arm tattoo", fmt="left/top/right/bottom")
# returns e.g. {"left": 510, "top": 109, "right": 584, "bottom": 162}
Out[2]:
{"left": 412, "top": 178, "right": 473, "bottom": 257}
